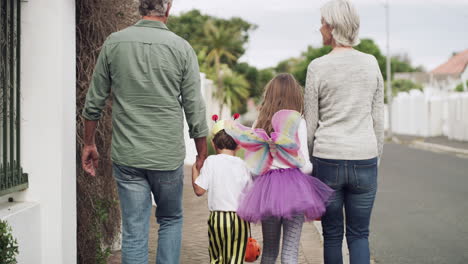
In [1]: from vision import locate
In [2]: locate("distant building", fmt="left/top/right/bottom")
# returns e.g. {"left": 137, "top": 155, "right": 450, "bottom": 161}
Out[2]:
{"left": 395, "top": 49, "right": 468, "bottom": 92}
{"left": 240, "top": 98, "right": 259, "bottom": 127}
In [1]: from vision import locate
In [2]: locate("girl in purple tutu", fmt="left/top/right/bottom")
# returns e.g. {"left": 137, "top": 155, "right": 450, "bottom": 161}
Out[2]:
{"left": 225, "top": 73, "right": 334, "bottom": 263}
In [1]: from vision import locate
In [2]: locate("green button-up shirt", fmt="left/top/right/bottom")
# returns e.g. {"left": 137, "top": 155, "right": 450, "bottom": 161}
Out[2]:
{"left": 83, "top": 20, "right": 208, "bottom": 170}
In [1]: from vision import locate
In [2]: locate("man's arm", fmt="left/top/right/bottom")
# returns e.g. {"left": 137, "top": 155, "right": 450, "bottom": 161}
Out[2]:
{"left": 181, "top": 46, "right": 209, "bottom": 169}
{"left": 81, "top": 42, "right": 111, "bottom": 176}
{"left": 195, "top": 137, "right": 208, "bottom": 170}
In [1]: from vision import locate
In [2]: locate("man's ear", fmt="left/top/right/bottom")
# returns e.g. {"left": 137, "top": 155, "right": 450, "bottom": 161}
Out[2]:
{"left": 165, "top": 2, "right": 172, "bottom": 18}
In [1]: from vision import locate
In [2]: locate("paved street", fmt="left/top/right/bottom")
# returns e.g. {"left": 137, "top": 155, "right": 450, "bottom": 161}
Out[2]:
{"left": 371, "top": 143, "right": 468, "bottom": 264}
{"left": 109, "top": 142, "right": 468, "bottom": 264}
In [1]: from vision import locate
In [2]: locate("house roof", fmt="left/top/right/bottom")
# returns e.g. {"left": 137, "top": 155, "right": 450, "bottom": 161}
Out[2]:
{"left": 431, "top": 49, "right": 468, "bottom": 75}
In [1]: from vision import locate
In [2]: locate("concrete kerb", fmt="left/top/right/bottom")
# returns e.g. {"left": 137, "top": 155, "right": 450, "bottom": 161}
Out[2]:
{"left": 409, "top": 141, "right": 468, "bottom": 157}
{"left": 391, "top": 136, "right": 468, "bottom": 158}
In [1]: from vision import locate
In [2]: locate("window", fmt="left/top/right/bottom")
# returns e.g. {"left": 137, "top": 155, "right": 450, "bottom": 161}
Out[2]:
{"left": 0, "top": 0, "right": 27, "bottom": 196}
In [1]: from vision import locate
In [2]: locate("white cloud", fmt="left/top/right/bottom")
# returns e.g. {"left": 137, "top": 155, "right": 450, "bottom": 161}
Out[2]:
{"left": 171, "top": 0, "right": 468, "bottom": 69}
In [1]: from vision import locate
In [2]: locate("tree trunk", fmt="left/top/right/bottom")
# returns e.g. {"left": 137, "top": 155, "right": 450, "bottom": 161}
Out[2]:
{"left": 219, "top": 103, "right": 224, "bottom": 117}
{"left": 215, "top": 54, "right": 224, "bottom": 117}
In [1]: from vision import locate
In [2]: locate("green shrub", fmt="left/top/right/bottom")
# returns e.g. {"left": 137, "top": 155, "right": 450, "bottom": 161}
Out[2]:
{"left": 391, "top": 79, "right": 423, "bottom": 94}
{"left": 0, "top": 220, "right": 19, "bottom": 264}
{"left": 384, "top": 79, "right": 423, "bottom": 103}
{"left": 455, "top": 81, "right": 467, "bottom": 92}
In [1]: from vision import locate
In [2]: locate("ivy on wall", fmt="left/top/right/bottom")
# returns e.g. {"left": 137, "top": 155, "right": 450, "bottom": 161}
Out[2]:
{"left": 76, "top": 1, "right": 138, "bottom": 263}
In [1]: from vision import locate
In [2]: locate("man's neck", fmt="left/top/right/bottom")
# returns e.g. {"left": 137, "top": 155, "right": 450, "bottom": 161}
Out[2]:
{"left": 216, "top": 149, "right": 237, "bottom": 156}
{"left": 142, "top": 16, "right": 167, "bottom": 24}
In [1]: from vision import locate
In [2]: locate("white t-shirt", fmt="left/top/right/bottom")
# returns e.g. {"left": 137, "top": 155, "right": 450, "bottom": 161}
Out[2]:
{"left": 195, "top": 154, "right": 251, "bottom": 212}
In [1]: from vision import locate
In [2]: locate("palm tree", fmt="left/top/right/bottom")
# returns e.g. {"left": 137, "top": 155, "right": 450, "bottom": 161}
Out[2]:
{"left": 202, "top": 20, "right": 244, "bottom": 112}
{"left": 218, "top": 65, "right": 250, "bottom": 114}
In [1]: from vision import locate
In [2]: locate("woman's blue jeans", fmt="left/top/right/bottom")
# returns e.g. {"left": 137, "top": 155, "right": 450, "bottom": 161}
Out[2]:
{"left": 312, "top": 157, "right": 378, "bottom": 264}
{"left": 113, "top": 163, "right": 184, "bottom": 264}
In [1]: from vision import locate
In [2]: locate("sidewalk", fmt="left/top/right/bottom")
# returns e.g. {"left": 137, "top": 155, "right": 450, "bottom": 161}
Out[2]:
{"left": 392, "top": 134, "right": 468, "bottom": 157}
{"left": 108, "top": 166, "right": 325, "bottom": 264}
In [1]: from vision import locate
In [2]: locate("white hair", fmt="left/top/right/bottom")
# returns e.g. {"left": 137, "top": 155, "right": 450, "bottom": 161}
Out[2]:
{"left": 321, "top": 0, "right": 360, "bottom": 47}
{"left": 139, "top": 0, "right": 173, "bottom": 17}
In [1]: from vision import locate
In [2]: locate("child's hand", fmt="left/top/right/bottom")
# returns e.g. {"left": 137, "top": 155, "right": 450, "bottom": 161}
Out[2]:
{"left": 192, "top": 163, "right": 199, "bottom": 175}
{"left": 191, "top": 163, "right": 206, "bottom": 196}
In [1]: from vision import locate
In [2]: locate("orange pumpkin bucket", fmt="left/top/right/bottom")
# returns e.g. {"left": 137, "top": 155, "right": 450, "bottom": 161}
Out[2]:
{"left": 245, "top": 224, "right": 261, "bottom": 262}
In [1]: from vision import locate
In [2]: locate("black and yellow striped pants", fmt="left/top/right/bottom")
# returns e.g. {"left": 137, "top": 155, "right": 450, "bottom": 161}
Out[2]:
{"left": 208, "top": 211, "right": 250, "bottom": 264}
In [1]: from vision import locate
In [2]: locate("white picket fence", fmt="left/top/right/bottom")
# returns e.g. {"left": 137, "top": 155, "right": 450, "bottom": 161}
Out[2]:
{"left": 446, "top": 93, "right": 468, "bottom": 141}
{"left": 386, "top": 90, "right": 468, "bottom": 141}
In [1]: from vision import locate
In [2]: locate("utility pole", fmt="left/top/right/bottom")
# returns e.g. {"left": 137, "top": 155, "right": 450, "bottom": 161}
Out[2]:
{"left": 385, "top": 0, "right": 393, "bottom": 138}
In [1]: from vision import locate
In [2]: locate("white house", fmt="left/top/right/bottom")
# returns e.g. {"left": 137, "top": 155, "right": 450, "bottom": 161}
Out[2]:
{"left": 388, "top": 50, "right": 468, "bottom": 140}
{"left": 0, "top": 0, "right": 76, "bottom": 263}
{"left": 394, "top": 49, "right": 468, "bottom": 92}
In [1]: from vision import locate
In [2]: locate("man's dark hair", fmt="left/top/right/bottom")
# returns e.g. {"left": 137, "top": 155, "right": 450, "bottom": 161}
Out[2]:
{"left": 212, "top": 130, "right": 238, "bottom": 151}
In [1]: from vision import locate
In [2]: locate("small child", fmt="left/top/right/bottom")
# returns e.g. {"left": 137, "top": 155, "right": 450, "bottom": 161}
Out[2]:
{"left": 192, "top": 118, "right": 252, "bottom": 264}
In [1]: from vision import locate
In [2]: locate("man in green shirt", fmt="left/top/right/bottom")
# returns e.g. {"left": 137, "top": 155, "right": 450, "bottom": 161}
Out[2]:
{"left": 81, "top": 0, "right": 208, "bottom": 263}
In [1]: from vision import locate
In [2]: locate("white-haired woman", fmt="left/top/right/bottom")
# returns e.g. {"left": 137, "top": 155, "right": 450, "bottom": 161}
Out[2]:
{"left": 305, "top": 1, "right": 384, "bottom": 264}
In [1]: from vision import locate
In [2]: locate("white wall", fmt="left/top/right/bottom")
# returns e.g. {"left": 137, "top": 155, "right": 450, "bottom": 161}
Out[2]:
{"left": 184, "top": 73, "right": 231, "bottom": 164}
{"left": 0, "top": 0, "right": 77, "bottom": 263}
{"left": 200, "top": 73, "right": 232, "bottom": 121}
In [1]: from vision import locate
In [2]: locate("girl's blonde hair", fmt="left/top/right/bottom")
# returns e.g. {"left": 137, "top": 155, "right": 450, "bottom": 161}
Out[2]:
{"left": 255, "top": 73, "right": 304, "bottom": 134}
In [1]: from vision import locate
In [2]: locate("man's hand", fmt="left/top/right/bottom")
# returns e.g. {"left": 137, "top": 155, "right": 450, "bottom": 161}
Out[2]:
{"left": 82, "top": 144, "right": 99, "bottom": 176}
{"left": 195, "top": 154, "right": 207, "bottom": 171}
{"left": 194, "top": 137, "right": 208, "bottom": 171}
{"left": 192, "top": 163, "right": 199, "bottom": 176}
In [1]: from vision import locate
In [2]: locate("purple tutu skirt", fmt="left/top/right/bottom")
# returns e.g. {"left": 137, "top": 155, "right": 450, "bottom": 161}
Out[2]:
{"left": 237, "top": 168, "right": 334, "bottom": 223}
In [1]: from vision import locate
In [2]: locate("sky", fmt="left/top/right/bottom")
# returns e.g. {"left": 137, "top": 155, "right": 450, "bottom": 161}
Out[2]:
{"left": 171, "top": 0, "right": 468, "bottom": 70}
